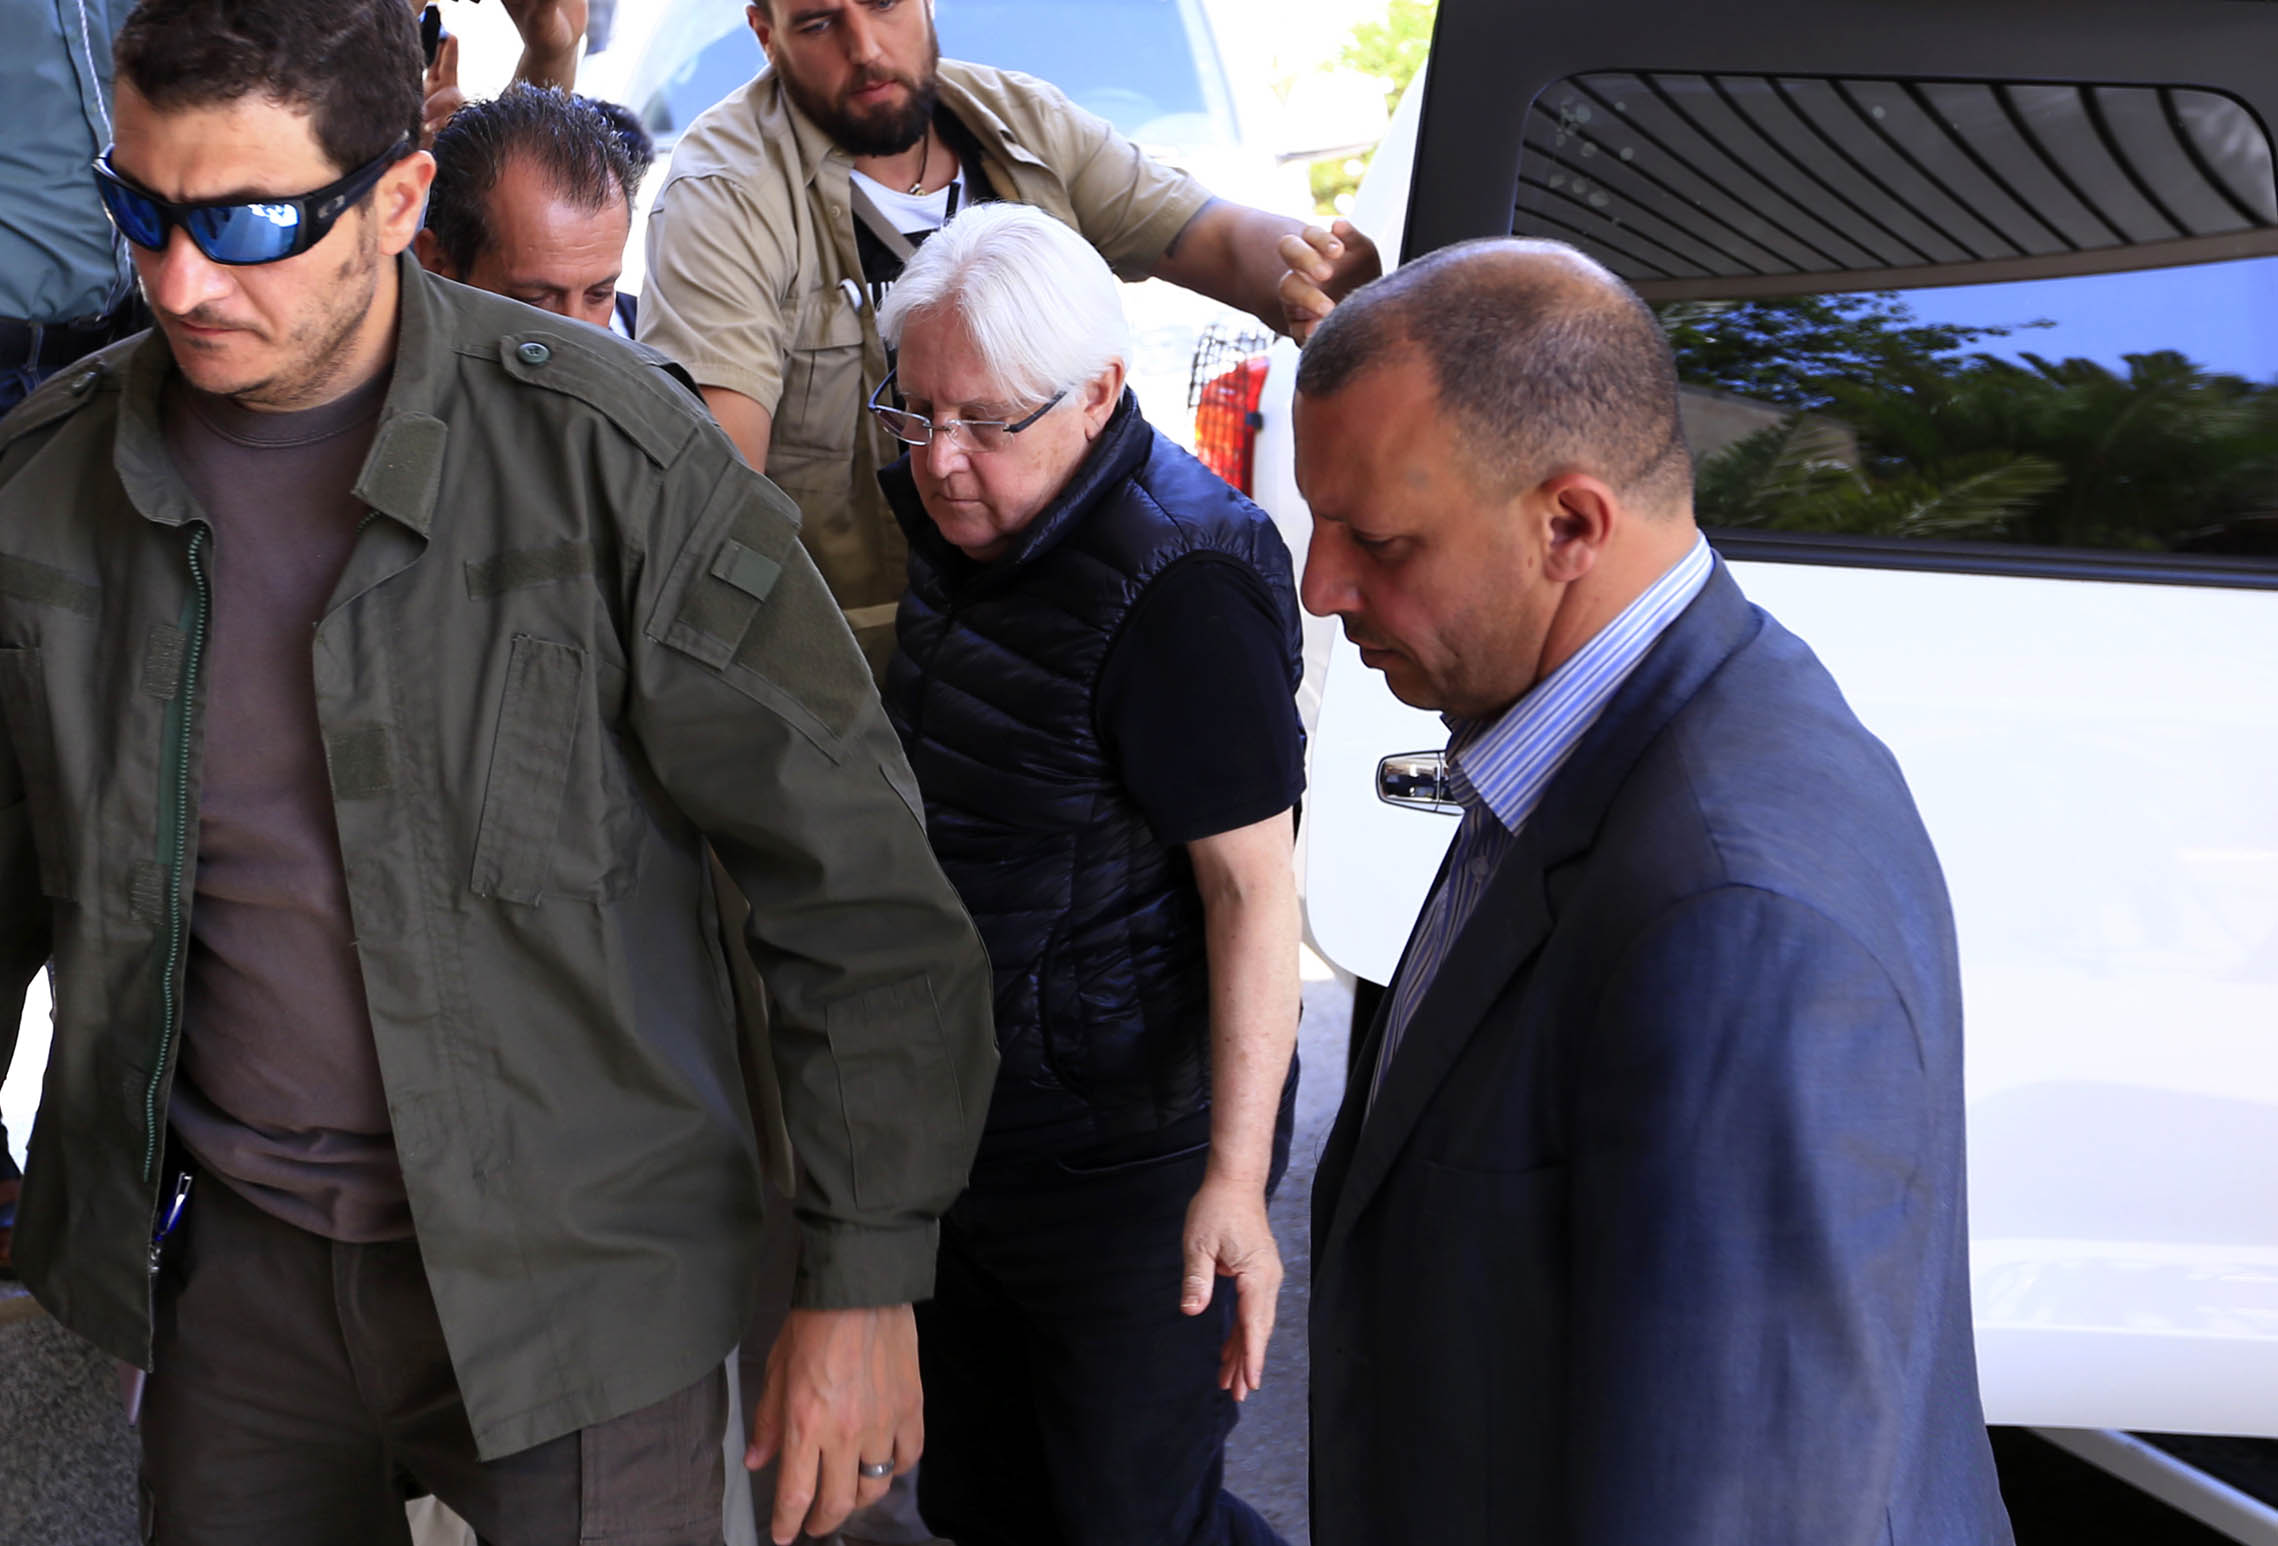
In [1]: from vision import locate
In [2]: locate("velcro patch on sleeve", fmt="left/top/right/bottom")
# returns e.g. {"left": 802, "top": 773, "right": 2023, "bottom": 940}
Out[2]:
{"left": 325, "top": 723, "right": 394, "bottom": 801}
{"left": 667, "top": 489, "right": 802, "bottom": 666}
{"left": 725, "top": 554, "right": 871, "bottom": 743}
{"left": 710, "top": 540, "right": 783, "bottom": 603}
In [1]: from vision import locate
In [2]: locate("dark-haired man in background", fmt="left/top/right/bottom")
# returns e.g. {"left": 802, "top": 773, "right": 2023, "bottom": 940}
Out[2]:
{"left": 416, "top": 82, "right": 644, "bottom": 332}
{"left": 0, "top": 2, "right": 995, "bottom": 1542}
{"left": 1296, "top": 240, "right": 2013, "bottom": 1545}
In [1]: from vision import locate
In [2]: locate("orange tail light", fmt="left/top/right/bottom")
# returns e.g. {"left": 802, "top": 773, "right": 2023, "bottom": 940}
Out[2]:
{"left": 1188, "top": 326, "right": 1273, "bottom": 496}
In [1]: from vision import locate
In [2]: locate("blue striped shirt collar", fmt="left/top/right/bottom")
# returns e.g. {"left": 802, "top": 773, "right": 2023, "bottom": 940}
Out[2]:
{"left": 1447, "top": 535, "right": 1714, "bottom": 837}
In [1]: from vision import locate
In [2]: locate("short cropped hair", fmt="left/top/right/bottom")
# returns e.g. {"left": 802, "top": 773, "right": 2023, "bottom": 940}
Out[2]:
{"left": 878, "top": 203, "right": 1129, "bottom": 401}
{"left": 114, "top": 0, "right": 422, "bottom": 176}
{"left": 1297, "top": 237, "right": 1693, "bottom": 507}
{"left": 425, "top": 85, "right": 639, "bottom": 277}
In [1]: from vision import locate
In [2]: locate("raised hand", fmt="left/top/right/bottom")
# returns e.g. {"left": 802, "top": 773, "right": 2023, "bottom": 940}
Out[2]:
{"left": 1276, "top": 219, "right": 1383, "bottom": 344}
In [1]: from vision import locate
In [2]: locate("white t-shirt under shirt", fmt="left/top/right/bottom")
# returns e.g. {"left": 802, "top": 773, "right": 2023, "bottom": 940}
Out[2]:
{"left": 848, "top": 166, "right": 969, "bottom": 238}
{"left": 848, "top": 167, "right": 970, "bottom": 310}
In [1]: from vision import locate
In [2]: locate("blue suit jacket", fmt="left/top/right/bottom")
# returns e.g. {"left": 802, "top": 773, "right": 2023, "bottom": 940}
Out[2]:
{"left": 1308, "top": 562, "right": 2014, "bottom": 1545}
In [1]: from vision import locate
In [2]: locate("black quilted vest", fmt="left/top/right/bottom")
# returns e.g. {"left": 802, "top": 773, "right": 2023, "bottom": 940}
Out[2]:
{"left": 881, "top": 394, "right": 1300, "bottom": 1147}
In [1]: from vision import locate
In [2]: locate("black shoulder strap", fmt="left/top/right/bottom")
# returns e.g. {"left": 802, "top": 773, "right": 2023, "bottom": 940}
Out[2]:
{"left": 846, "top": 181, "right": 921, "bottom": 267}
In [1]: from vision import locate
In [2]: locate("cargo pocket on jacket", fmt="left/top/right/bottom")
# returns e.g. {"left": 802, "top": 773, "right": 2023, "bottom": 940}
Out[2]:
{"left": 0, "top": 647, "right": 72, "bottom": 898}
{"left": 766, "top": 292, "right": 898, "bottom": 615}
{"left": 470, "top": 635, "right": 587, "bottom": 905}
{"left": 827, "top": 976, "right": 965, "bottom": 1212}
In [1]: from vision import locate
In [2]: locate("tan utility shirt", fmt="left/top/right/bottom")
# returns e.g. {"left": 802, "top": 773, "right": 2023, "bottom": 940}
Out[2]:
{"left": 639, "top": 60, "right": 1211, "bottom": 668}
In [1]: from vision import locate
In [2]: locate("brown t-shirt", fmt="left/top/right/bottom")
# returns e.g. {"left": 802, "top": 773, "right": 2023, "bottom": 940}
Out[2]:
{"left": 161, "top": 367, "right": 411, "bottom": 1243}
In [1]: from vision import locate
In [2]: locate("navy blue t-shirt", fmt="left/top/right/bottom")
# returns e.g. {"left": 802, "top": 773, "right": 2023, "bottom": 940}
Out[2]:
{"left": 1094, "top": 557, "right": 1304, "bottom": 845}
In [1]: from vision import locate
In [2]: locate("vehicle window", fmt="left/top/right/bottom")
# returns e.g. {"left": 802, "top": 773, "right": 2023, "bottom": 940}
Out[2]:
{"left": 640, "top": 24, "right": 758, "bottom": 142}
{"left": 637, "top": 0, "right": 1235, "bottom": 149}
{"left": 936, "top": 0, "right": 1235, "bottom": 145}
{"left": 1512, "top": 72, "right": 2278, "bottom": 564}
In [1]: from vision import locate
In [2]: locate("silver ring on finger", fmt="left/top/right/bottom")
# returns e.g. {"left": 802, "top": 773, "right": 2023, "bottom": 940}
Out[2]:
{"left": 858, "top": 1458, "right": 893, "bottom": 1480}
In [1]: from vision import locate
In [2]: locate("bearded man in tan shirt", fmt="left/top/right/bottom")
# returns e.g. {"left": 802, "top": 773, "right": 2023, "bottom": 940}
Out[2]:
{"left": 639, "top": 0, "right": 1375, "bottom": 672}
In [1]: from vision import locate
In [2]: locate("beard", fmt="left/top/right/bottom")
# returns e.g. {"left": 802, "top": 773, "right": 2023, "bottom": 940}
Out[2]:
{"left": 240, "top": 220, "right": 386, "bottom": 411}
{"left": 779, "top": 29, "right": 941, "bottom": 156}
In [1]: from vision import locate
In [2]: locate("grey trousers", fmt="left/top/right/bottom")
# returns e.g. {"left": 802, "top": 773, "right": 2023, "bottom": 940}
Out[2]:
{"left": 140, "top": 1161, "right": 727, "bottom": 1546}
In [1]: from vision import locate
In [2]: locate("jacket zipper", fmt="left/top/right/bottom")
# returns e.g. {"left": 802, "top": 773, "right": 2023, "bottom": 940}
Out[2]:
{"left": 142, "top": 524, "right": 209, "bottom": 1183}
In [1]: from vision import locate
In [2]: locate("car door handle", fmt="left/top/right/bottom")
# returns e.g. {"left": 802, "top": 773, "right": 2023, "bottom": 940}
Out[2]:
{"left": 1376, "top": 752, "right": 1462, "bottom": 814}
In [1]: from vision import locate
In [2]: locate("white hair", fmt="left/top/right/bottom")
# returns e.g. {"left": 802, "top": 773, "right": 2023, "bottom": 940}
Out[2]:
{"left": 877, "top": 202, "right": 1129, "bottom": 400}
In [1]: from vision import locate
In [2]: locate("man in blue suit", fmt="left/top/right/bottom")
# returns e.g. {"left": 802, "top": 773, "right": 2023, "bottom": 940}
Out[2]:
{"left": 1291, "top": 239, "right": 2014, "bottom": 1545}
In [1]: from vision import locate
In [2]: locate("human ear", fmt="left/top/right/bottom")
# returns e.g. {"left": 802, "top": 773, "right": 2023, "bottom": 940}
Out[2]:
{"left": 1081, "top": 359, "right": 1126, "bottom": 437}
{"left": 747, "top": 3, "right": 776, "bottom": 58}
{"left": 376, "top": 151, "right": 439, "bottom": 257}
{"left": 1539, "top": 473, "right": 1617, "bottom": 584}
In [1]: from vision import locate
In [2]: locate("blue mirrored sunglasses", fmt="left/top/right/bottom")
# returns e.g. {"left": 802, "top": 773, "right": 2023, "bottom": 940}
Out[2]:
{"left": 91, "top": 138, "right": 412, "bottom": 266}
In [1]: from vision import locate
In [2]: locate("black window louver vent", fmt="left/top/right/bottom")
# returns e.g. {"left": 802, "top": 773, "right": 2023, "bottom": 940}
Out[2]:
{"left": 1515, "top": 73, "right": 2278, "bottom": 294}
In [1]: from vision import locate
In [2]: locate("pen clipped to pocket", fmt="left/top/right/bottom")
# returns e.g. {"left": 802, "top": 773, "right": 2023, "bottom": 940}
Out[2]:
{"left": 149, "top": 1171, "right": 192, "bottom": 1277}
{"left": 122, "top": 1171, "right": 194, "bottom": 1426}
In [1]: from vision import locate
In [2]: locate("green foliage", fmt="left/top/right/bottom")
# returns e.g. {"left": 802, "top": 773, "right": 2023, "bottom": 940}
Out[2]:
{"left": 1829, "top": 350, "right": 2278, "bottom": 550}
{"left": 1699, "top": 415, "right": 2061, "bottom": 539}
{"left": 1307, "top": 0, "right": 1438, "bottom": 216}
{"left": 1683, "top": 294, "right": 2278, "bottom": 556}
{"left": 1339, "top": 0, "right": 1437, "bottom": 115}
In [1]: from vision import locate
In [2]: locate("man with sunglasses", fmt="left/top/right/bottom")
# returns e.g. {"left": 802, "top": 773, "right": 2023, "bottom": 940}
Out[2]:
{"left": 0, "top": 2, "right": 996, "bottom": 1542}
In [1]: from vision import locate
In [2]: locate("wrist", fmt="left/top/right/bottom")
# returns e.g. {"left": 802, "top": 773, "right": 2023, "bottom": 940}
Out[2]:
{"left": 515, "top": 43, "right": 579, "bottom": 88}
{"left": 1201, "top": 1156, "right": 1270, "bottom": 1191}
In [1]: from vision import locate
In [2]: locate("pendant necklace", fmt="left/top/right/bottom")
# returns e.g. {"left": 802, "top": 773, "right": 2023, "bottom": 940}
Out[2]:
{"left": 907, "top": 132, "right": 930, "bottom": 196}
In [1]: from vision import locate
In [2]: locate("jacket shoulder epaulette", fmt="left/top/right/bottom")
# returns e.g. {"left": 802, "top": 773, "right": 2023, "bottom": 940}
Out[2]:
{"left": 0, "top": 335, "right": 138, "bottom": 456}
{"left": 430, "top": 274, "right": 709, "bottom": 470}
{"left": 621, "top": 336, "right": 705, "bottom": 406}
{"left": 489, "top": 321, "right": 710, "bottom": 469}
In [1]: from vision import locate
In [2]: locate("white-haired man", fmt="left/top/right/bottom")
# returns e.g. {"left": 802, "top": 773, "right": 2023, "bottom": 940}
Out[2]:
{"left": 869, "top": 202, "right": 1304, "bottom": 1546}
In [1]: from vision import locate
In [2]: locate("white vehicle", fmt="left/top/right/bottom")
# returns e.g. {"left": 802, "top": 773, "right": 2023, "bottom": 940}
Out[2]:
{"left": 1217, "top": 0, "right": 2278, "bottom": 1534}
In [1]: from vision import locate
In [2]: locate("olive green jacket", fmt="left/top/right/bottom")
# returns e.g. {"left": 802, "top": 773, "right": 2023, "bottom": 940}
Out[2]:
{"left": 0, "top": 256, "right": 996, "bottom": 1459}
